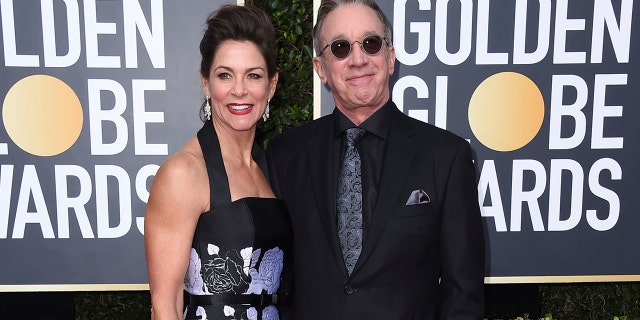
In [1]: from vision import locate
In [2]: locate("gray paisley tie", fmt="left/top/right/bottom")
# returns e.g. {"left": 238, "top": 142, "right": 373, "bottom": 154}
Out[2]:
{"left": 337, "top": 127, "right": 366, "bottom": 275}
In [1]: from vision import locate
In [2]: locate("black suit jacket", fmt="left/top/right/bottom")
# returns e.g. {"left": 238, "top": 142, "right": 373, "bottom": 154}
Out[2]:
{"left": 266, "top": 103, "right": 485, "bottom": 319}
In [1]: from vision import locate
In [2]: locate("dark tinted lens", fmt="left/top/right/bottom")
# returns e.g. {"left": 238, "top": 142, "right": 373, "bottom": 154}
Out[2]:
{"left": 362, "top": 35, "right": 383, "bottom": 55}
{"left": 330, "top": 39, "right": 351, "bottom": 59}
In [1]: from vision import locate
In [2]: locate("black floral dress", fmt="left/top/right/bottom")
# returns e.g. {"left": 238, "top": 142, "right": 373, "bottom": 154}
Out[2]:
{"left": 183, "top": 121, "right": 292, "bottom": 320}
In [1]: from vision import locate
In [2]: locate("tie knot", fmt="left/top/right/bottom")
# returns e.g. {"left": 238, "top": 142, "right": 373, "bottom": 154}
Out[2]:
{"left": 345, "top": 127, "right": 366, "bottom": 146}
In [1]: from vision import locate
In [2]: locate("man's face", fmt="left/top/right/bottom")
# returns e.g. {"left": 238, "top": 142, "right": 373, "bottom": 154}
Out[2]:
{"left": 313, "top": 4, "right": 395, "bottom": 122}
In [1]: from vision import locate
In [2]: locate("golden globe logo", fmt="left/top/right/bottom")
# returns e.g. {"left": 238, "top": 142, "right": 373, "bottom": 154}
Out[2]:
{"left": 0, "top": 0, "right": 168, "bottom": 240}
{"left": 389, "top": 0, "right": 632, "bottom": 233}
{"left": 3, "top": 75, "right": 83, "bottom": 156}
{"left": 468, "top": 72, "right": 545, "bottom": 152}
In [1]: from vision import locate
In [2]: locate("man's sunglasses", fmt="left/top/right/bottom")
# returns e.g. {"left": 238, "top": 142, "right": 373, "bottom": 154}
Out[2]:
{"left": 319, "top": 34, "right": 388, "bottom": 59}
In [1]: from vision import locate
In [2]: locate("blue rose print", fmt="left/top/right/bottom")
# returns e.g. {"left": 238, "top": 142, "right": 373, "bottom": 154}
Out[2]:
{"left": 185, "top": 248, "right": 207, "bottom": 294}
{"left": 196, "top": 306, "right": 208, "bottom": 320}
{"left": 247, "top": 307, "right": 257, "bottom": 320}
{"left": 246, "top": 305, "right": 278, "bottom": 320}
{"left": 246, "top": 247, "right": 284, "bottom": 295}
{"left": 186, "top": 243, "right": 284, "bottom": 319}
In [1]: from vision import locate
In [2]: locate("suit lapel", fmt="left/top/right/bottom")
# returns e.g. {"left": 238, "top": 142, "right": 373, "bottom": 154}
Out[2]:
{"left": 353, "top": 110, "right": 417, "bottom": 274}
{"left": 305, "top": 117, "right": 349, "bottom": 276}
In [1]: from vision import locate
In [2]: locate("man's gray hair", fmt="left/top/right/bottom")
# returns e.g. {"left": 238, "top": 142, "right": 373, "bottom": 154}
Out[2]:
{"left": 313, "top": 0, "right": 392, "bottom": 56}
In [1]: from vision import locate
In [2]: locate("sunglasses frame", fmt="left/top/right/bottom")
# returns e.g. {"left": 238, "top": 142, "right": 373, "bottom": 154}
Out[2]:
{"left": 319, "top": 34, "right": 388, "bottom": 59}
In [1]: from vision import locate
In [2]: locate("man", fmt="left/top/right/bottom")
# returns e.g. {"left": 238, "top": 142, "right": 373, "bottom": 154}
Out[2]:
{"left": 266, "top": 0, "right": 485, "bottom": 318}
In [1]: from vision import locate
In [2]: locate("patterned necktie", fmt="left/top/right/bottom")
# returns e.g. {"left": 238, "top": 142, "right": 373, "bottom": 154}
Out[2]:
{"left": 337, "top": 127, "right": 366, "bottom": 275}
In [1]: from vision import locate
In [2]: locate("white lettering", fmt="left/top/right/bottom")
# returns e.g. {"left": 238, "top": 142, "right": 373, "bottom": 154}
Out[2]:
{"left": 55, "top": 165, "right": 95, "bottom": 238}
{"left": 394, "top": 0, "right": 430, "bottom": 66}
{"left": 391, "top": 76, "right": 448, "bottom": 129}
{"left": 41, "top": 0, "right": 81, "bottom": 68}
{"left": 478, "top": 160, "right": 508, "bottom": 232}
{"left": 548, "top": 75, "right": 588, "bottom": 150}
{"left": 1, "top": 0, "right": 39, "bottom": 66}
{"left": 392, "top": 75, "right": 429, "bottom": 118}
{"left": 553, "top": 0, "right": 587, "bottom": 64}
{"left": 133, "top": 79, "right": 167, "bottom": 155}
{"left": 547, "top": 159, "right": 583, "bottom": 231}
{"left": 0, "top": 165, "right": 14, "bottom": 238}
{"left": 510, "top": 160, "right": 546, "bottom": 232}
{"left": 591, "top": 74, "right": 625, "bottom": 149}
{"left": 586, "top": 158, "right": 621, "bottom": 231}
{"left": 476, "top": 0, "right": 508, "bottom": 64}
{"left": 433, "top": 76, "right": 448, "bottom": 129}
{"left": 2, "top": 0, "right": 165, "bottom": 68}
{"left": 513, "top": 0, "right": 551, "bottom": 64}
{"left": 12, "top": 165, "right": 55, "bottom": 239}
{"left": 123, "top": 0, "right": 165, "bottom": 68}
{"left": 591, "top": 0, "right": 633, "bottom": 63}
{"left": 135, "top": 164, "right": 158, "bottom": 235}
{"left": 88, "top": 79, "right": 129, "bottom": 155}
{"left": 434, "top": 0, "right": 473, "bottom": 65}
{"left": 95, "top": 165, "right": 132, "bottom": 238}
{"left": 84, "top": 0, "right": 120, "bottom": 68}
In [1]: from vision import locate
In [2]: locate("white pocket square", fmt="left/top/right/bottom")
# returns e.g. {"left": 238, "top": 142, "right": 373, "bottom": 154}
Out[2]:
{"left": 406, "top": 189, "right": 430, "bottom": 205}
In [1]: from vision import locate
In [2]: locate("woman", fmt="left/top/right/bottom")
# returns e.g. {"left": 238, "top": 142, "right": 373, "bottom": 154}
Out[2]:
{"left": 144, "top": 5, "right": 291, "bottom": 320}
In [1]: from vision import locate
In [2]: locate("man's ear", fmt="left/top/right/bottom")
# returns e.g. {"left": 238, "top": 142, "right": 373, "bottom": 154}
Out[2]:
{"left": 387, "top": 45, "right": 396, "bottom": 75}
{"left": 313, "top": 56, "right": 327, "bottom": 84}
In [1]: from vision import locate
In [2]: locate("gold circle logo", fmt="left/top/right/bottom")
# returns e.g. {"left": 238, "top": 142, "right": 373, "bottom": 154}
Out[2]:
{"left": 468, "top": 72, "right": 544, "bottom": 152}
{"left": 3, "top": 75, "right": 83, "bottom": 156}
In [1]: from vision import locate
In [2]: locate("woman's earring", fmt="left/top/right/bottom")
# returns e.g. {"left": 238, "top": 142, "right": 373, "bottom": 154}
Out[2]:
{"left": 263, "top": 99, "right": 270, "bottom": 122}
{"left": 204, "top": 97, "right": 212, "bottom": 120}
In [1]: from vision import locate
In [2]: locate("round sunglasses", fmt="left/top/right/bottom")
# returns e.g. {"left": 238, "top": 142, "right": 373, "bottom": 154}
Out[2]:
{"left": 319, "top": 34, "right": 388, "bottom": 59}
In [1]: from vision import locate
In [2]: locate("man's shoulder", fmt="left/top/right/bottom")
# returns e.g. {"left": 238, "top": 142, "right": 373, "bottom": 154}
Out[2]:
{"left": 269, "top": 115, "right": 332, "bottom": 146}
{"left": 396, "top": 111, "right": 467, "bottom": 146}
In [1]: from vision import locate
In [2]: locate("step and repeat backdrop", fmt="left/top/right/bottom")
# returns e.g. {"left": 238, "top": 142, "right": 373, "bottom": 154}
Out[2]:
{"left": 0, "top": 0, "right": 234, "bottom": 290}
{"left": 0, "top": 0, "right": 638, "bottom": 291}
{"left": 314, "top": 0, "right": 639, "bottom": 283}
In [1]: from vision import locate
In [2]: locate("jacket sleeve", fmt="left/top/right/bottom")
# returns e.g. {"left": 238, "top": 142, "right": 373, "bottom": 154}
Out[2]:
{"left": 438, "top": 139, "right": 486, "bottom": 319}
{"left": 265, "top": 140, "right": 283, "bottom": 199}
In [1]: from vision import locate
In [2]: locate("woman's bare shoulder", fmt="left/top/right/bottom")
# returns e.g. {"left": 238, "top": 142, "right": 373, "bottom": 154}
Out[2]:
{"left": 148, "top": 136, "right": 209, "bottom": 214}
{"left": 160, "top": 137, "right": 205, "bottom": 179}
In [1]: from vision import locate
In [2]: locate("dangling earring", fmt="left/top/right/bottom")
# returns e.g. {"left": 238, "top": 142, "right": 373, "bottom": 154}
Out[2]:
{"left": 204, "top": 97, "right": 211, "bottom": 120}
{"left": 263, "top": 99, "right": 270, "bottom": 122}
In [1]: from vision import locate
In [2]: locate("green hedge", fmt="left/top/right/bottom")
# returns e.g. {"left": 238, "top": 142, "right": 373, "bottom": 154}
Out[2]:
{"left": 250, "top": 0, "right": 314, "bottom": 149}
{"left": 540, "top": 282, "right": 640, "bottom": 320}
{"left": 74, "top": 291, "right": 150, "bottom": 319}
{"left": 73, "top": 1, "right": 639, "bottom": 319}
{"left": 74, "top": 283, "right": 640, "bottom": 319}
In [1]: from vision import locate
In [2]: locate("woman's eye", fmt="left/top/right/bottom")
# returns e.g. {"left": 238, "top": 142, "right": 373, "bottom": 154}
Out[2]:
{"left": 248, "top": 73, "right": 262, "bottom": 80}
{"left": 217, "top": 73, "right": 232, "bottom": 79}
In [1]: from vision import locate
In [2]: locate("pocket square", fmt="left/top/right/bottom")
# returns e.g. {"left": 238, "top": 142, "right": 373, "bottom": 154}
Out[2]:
{"left": 406, "top": 189, "right": 430, "bottom": 205}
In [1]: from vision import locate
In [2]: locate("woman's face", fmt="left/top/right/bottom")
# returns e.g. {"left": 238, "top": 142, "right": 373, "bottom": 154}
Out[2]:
{"left": 202, "top": 40, "right": 277, "bottom": 133}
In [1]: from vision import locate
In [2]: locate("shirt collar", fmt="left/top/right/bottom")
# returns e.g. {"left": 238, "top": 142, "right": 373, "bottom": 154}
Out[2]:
{"left": 332, "top": 100, "right": 394, "bottom": 140}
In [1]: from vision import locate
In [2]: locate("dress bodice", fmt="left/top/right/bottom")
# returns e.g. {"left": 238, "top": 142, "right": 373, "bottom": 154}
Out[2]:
{"left": 183, "top": 121, "right": 292, "bottom": 320}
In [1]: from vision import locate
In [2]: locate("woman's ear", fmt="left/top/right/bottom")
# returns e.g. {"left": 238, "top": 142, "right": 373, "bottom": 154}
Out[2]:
{"left": 201, "top": 74, "right": 210, "bottom": 98}
{"left": 269, "top": 72, "right": 279, "bottom": 99}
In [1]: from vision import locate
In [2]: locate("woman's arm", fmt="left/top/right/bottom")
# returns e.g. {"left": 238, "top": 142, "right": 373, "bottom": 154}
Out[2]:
{"left": 145, "top": 142, "right": 208, "bottom": 320}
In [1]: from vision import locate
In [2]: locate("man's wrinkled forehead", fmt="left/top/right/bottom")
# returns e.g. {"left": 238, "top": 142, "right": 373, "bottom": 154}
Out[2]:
{"left": 319, "top": 4, "right": 386, "bottom": 42}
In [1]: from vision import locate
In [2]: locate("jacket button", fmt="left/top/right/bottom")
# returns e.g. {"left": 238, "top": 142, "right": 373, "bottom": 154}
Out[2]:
{"left": 344, "top": 284, "right": 354, "bottom": 295}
